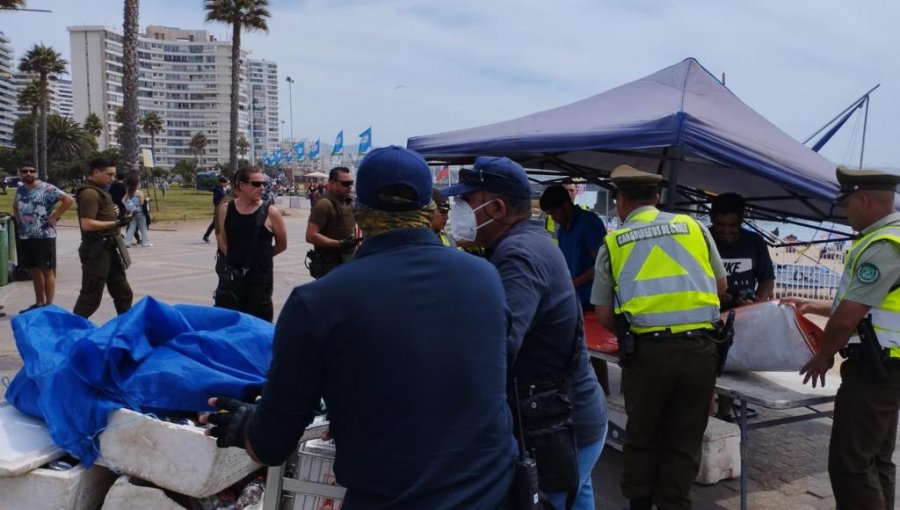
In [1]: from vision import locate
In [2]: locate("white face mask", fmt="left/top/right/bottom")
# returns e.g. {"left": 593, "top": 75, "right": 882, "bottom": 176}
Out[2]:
{"left": 447, "top": 198, "right": 495, "bottom": 241}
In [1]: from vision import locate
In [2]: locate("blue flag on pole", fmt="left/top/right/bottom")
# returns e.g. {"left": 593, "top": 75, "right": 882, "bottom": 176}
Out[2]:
{"left": 358, "top": 127, "right": 372, "bottom": 154}
{"left": 285, "top": 151, "right": 293, "bottom": 163}
{"left": 272, "top": 149, "right": 284, "bottom": 164}
{"left": 294, "top": 142, "right": 305, "bottom": 161}
{"left": 261, "top": 151, "right": 269, "bottom": 165}
{"left": 332, "top": 131, "right": 344, "bottom": 155}
{"left": 310, "top": 139, "right": 320, "bottom": 159}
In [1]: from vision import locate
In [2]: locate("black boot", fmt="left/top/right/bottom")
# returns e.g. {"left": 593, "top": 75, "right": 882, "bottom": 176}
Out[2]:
{"left": 629, "top": 498, "right": 653, "bottom": 510}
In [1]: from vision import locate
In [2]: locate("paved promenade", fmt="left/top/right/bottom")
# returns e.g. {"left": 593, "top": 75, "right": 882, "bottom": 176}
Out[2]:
{"left": 0, "top": 207, "right": 891, "bottom": 509}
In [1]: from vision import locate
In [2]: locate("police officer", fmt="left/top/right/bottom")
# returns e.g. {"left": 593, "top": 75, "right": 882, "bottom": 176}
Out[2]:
{"left": 73, "top": 158, "right": 134, "bottom": 318}
{"left": 789, "top": 166, "right": 900, "bottom": 510}
{"left": 591, "top": 165, "right": 727, "bottom": 510}
{"left": 430, "top": 187, "right": 455, "bottom": 247}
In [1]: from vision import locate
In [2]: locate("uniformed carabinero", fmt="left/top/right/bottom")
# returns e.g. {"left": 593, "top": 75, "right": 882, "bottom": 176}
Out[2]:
{"left": 73, "top": 159, "right": 133, "bottom": 318}
{"left": 592, "top": 165, "right": 728, "bottom": 510}
{"left": 791, "top": 166, "right": 900, "bottom": 510}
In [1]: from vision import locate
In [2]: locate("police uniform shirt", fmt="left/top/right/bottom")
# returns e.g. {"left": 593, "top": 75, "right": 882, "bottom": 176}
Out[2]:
{"left": 836, "top": 212, "right": 900, "bottom": 309}
{"left": 590, "top": 205, "right": 727, "bottom": 307}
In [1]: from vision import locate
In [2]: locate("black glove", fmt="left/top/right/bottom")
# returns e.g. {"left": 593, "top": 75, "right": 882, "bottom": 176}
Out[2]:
{"left": 207, "top": 396, "right": 256, "bottom": 449}
{"left": 338, "top": 236, "right": 360, "bottom": 251}
{"left": 116, "top": 215, "right": 133, "bottom": 228}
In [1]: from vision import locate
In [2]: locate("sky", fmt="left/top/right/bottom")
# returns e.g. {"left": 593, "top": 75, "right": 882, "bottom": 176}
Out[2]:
{"left": 2, "top": 0, "right": 899, "bottom": 168}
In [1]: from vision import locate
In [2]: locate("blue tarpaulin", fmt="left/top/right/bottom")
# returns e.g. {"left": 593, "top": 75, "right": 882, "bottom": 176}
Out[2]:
{"left": 408, "top": 58, "right": 900, "bottom": 222}
{"left": 5, "top": 297, "right": 273, "bottom": 466}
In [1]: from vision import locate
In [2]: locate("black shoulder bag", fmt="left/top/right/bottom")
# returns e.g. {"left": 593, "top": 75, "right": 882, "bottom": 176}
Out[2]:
{"left": 214, "top": 203, "right": 269, "bottom": 310}
{"left": 514, "top": 301, "right": 584, "bottom": 504}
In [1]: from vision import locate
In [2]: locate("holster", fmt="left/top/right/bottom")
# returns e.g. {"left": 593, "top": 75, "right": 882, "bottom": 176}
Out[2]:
{"left": 856, "top": 315, "right": 888, "bottom": 382}
{"left": 515, "top": 379, "right": 578, "bottom": 494}
{"left": 615, "top": 314, "right": 637, "bottom": 367}
{"left": 713, "top": 310, "right": 736, "bottom": 376}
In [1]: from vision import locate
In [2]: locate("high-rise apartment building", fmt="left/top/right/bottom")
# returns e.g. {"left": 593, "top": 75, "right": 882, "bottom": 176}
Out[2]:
{"left": 0, "top": 32, "right": 17, "bottom": 148}
{"left": 247, "top": 59, "right": 279, "bottom": 163}
{"left": 12, "top": 73, "right": 74, "bottom": 119}
{"left": 68, "top": 24, "right": 276, "bottom": 168}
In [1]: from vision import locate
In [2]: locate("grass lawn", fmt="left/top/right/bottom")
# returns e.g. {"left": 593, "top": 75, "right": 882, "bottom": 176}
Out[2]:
{"left": 0, "top": 185, "right": 215, "bottom": 223}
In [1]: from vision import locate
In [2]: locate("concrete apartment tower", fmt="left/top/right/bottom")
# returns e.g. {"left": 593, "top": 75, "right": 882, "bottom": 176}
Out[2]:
{"left": 0, "top": 32, "right": 17, "bottom": 148}
{"left": 68, "top": 25, "right": 277, "bottom": 168}
{"left": 247, "top": 59, "right": 279, "bottom": 164}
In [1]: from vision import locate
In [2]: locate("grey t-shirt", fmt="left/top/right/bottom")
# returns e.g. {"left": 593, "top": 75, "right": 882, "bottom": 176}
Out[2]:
{"left": 591, "top": 206, "right": 726, "bottom": 306}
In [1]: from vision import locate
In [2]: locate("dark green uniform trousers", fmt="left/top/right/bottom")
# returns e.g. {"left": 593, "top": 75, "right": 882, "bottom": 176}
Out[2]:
{"left": 621, "top": 335, "right": 718, "bottom": 510}
{"left": 73, "top": 240, "right": 133, "bottom": 318}
{"left": 829, "top": 359, "right": 900, "bottom": 510}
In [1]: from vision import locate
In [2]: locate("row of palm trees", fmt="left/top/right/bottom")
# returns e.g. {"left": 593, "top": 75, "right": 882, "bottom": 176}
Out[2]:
{"left": 6, "top": 0, "right": 271, "bottom": 178}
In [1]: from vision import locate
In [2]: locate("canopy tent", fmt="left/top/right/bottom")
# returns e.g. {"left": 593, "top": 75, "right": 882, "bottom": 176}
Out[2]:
{"left": 408, "top": 58, "right": 899, "bottom": 222}
{"left": 304, "top": 171, "right": 328, "bottom": 178}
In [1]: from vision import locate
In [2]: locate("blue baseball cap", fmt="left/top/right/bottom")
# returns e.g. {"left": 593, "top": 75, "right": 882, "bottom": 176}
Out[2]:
{"left": 442, "top": 156, "right": 531, "bottom": 199}
{"left": 356, "top": 146, "right": 433, "bottom": 211}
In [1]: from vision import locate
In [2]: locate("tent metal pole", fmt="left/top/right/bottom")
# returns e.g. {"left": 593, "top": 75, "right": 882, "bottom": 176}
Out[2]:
{"left": 803, "top": 84, "right": 879, "bottom": 144}
{"left": 663, "top": 147, "right": 682, "bottom": 212}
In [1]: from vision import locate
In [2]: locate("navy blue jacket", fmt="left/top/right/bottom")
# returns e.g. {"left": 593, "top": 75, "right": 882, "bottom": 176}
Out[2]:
{"left": 247, "top": 228, "right": 517, "bottom": 510}
{"left": 489, "top": 220, "right": 607, "bottom": 445}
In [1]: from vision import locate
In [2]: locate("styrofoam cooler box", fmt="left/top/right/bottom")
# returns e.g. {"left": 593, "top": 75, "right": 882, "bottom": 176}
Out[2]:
{"left": 0, "top": 461, "right": 117, "bottom": 510}
{"left": 291, "top": 439, "right": 344, "bottom": 510}
{"left": 696, "top": 417, "right": 741, "bottom": 485}
{"left": 101, "top": 475, "right": 185, "bottom": 510}
{"left": 602, "top": 393, "right": 740, "bottom": 484}
{"left": 98, "top": 409, "right": 261, "bottom": 498}
{"left": 0, "top": 401, "right": 65, "bottom": 476}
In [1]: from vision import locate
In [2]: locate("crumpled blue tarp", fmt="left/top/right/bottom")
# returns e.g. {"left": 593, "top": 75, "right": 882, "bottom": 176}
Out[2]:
{"left": 4, "top": 296, "right": 273, "bottom": 466}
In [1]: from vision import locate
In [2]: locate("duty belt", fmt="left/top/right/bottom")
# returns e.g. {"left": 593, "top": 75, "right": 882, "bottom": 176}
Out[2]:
{"left": 635, "top": 327, "right": 714, "bottom": 342}
{"left": 840, "top": 344, "right": 900, "bottom": 361}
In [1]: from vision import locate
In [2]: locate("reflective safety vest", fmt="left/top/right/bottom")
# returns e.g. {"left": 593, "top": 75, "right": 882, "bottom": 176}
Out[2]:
{"left": 544, "top": 215, "right": 559, "bottom": 245}
{"left": 605, "top": 208, "right": 720, "bottom": 334}
{"left": 438, "top": 232, "right": 454, "bottom": 247}
{"left": 834, "top": 222, "right": 900, "bottom": 350}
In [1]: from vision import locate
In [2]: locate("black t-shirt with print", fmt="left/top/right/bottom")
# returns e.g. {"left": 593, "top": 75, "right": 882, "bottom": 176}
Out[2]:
{"left": 712, "top": 228, "right": 775, "bottom": 309}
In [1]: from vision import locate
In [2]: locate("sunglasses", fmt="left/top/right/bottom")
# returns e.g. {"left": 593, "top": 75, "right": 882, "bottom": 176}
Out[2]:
{"left": 334, "top": 180, "right": 354, "bottom": 187}
{"left": 19, "top": 169, "right": 36, "bottom": 174}
{"left": 242, "top": 180, "right": 266, "bottom": 188}
{"left": 437, "top": 206, "right": 451, "bottom": 213}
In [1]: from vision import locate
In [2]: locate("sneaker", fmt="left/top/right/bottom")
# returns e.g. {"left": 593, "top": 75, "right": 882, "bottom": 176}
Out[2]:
{"left": 202, "top": 236, "right": 210, "bottom": 243}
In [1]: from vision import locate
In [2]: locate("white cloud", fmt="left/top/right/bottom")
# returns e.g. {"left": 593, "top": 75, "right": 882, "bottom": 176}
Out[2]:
{"left": 3, "top": 0, "right": 899, "bottom": 166}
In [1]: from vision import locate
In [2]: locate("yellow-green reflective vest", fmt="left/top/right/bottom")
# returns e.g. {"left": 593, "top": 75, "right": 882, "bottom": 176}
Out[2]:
{"left": 834, "top": 222, "right": 900, "bottom": 351}
{"left": 605, "top": 208, "right": 720, "bottom": 334}
{"left": 439, "top": 232, "right": 454, "bottom": 247}
{"left": 544, "top": 215, "right": 559, "bottom": 245}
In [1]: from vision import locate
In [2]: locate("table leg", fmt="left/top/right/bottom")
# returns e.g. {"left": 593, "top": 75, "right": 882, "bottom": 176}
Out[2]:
{"left": 740, "top": 399, "right": 748, "bottom": 510}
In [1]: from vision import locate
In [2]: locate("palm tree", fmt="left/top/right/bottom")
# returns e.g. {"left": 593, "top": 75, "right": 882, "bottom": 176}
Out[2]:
{"left": 18, "top": 44, "right": 67, "bottom": 181}
{"left": 83, "top": 112, "right": 103, "bottom": 139}
{"left": 190, "top": 131, "right": 209, "bottom": 168}
{"left": 0, "top": 1, "right": 26, "bottom": 9}
{"left": 16, "top": 79, "right": 41, "bottom": 164}
{"left": 204, "top": 0, "right": 270, "bottom": 173}
{"left": 46, "top": 115, "right": 94, "bottom": 162}
{"left": 237, "top": 135, "right": 250, "bottom": 159}
{"left": 120, "top": 0, "right": 140, "bottom": 173}
{"left": 140, "top": 111, "right": 164, "bottom": 165}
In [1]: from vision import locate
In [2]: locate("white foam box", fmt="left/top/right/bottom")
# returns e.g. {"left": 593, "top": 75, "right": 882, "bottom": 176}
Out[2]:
{"left": 0, "top": 401, "right": 64, "bottom": 476}
{"left": 0, "top": 462, "right": 117, "bottom": 510}
{"left": 100, "top": 475, "right": 184, "bottom": 510}
{"left": 602, "top": 393, "right": 740, "bottom": 484}
{"left": 98, "top": 408, "right": 261, "bottom": 498}
{"left": 290, "top": 439, "right": 345, "bottom": 510}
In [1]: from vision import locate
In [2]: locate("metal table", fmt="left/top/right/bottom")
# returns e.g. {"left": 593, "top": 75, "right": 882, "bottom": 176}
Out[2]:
{"left": 589, "top": 350, "right": 838, "bottom": 510}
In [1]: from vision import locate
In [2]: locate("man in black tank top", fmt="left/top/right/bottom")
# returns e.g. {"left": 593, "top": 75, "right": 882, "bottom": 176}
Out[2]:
{"left": 213, "top": 167, "right": 287, "bottom": 321}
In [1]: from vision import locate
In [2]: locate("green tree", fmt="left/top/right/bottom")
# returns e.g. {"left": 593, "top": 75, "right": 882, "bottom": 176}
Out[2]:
{"left": 47, "top": 115, "right": 96, "bottom": 162}
{"left": 120, "top": 0, "right": 141, "bottom": 173}
{"left": 237, "top": 134, "right": 250, "bottom": 159}
{"left": 204, "top": 0, "right": 270, "bottom": 174}
{"left": 140, "top": 111, "right": 164, "bottom": 165}
{"left": 189, "top": 131, "right": 209, "bottom": 168}
{"left": 0, "top": 1, "right": 26, "bottom": 9}
{"left": 16, "top": 79, "right": 41, "bottom": 164}
{"left": 18, "top": 44, "right": 67, "bottom": 180}
{"left": 172, "top": 158, "right": 197, "bottom": 185}
{"left": 83, "top": 112, "right": 103, "bottom": 138}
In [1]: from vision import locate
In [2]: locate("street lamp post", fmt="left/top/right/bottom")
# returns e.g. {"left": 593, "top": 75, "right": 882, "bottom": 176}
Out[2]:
{"left": 285, "top": 76, "right": 295, "bottom": 143}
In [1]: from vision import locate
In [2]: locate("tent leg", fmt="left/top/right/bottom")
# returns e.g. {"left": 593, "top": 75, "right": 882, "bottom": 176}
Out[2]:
{"left": 663, "top": 148, "right": 682, "bottom": 212}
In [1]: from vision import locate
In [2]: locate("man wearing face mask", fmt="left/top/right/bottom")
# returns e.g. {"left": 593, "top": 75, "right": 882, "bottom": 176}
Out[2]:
{"left": 444, "top": 156, "right": 607, "bottom": 510}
